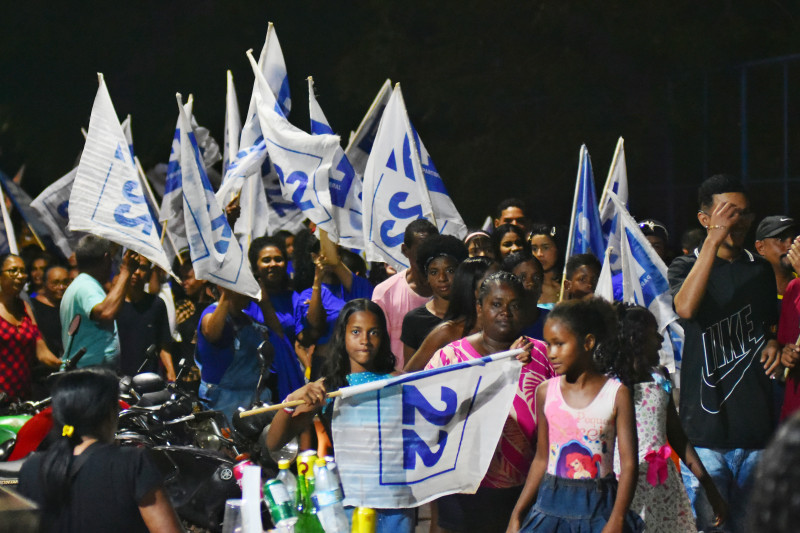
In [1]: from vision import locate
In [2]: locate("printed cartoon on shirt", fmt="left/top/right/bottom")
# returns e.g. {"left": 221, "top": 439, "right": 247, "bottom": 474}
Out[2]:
{"left": 555, "top": 441, "right": 602, "bottom": 479}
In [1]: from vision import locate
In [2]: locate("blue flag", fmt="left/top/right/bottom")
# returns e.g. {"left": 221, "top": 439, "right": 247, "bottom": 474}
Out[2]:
{"left": 565, "top": 145, "right": 605, "bottom": 262}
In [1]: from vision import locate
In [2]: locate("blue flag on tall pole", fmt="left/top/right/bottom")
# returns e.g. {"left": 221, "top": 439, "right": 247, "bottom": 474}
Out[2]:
{"left": 598, "top": 138, "right": 628, "bottom": 272}
{"left": 0, "top": 170, "right": 55, "bottom": 253}
{"left": 308, "top": 77, "right": 364, "bottom": 249}
{"left": 362, "top": 84, "right": 467, "bottom": 269}
{"left": 564, "top": 144, "right": 606, "bottom": 261}
{"left": 175, "top": 93, "right": 260, "bottom": 299}
{"left": 595, "top": 192, "right": 683, "bottom": 373}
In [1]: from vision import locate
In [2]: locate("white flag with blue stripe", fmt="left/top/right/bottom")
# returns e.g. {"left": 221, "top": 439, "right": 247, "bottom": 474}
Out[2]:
{"left": 0, "top": 182, "right": 17, "bottom": 255}
{"left": 69, "top": 74, "right": 171, "bottom": 274}
{"left": 362, "top": 84, "right": 467, "bottom": 269}
{"left": 247, "top": 51, "right": 340, "bottom": 240}
{"left": 223, "top": 70, "right": 242, "bottom": 176}
{"left": 595, "top": 192, "right": 683, "bottom": 373}
{"left": 31, "top": 167, "right": 79, "bottom": 257}
{"left": 175, "top": 93, "right": 260, "bottom": 299}
{"left": 598, "top": 138, "right": 628, "bottom": 272}
{"left": 344, "top": 79, "right": 392, "bottom": 176}
{"left": 332, "top": 350, "right": 521, "bottom": 508}
{"left": 565, "top": 144, "right": 606, "bottom": 264}
{"left": 308, "top": 77, "right": 364, "bottom": 249}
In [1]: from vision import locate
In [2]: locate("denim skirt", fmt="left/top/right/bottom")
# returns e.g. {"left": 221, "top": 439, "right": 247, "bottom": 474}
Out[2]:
{"left": 519, "top": 474, "right": 644, "bottom": 532}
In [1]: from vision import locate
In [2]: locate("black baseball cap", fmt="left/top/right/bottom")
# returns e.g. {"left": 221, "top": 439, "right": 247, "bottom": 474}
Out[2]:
{"left": 755, "top": 216, "right": 796, "bottom": 240}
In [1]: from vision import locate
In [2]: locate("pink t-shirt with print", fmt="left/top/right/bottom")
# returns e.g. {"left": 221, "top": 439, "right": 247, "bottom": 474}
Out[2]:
{"left": 372, "top": 270, "right": 430, "bottom": 369}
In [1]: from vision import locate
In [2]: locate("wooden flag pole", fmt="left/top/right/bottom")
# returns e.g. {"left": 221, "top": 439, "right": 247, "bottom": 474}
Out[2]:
{"left": 239, "top": 390, "right": 343, "bottom": 417}
{"left": 134, "top": 156, "right": 183, "bottom": 265}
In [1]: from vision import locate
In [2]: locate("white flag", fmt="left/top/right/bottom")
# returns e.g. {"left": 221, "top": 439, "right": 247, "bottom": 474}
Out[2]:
{"left": 308, "top": 77, "right": 364, "bottom": 249}
{"left": 595, "top": 192, "right": 683, "bottom": 373}
{"left": 175, "top": 93, "right": 260, "bottom": 299}
{"left": 69, "top": 74, "right": 171, "bottom": 274}
{"left": 0, "top": 183, "right": 17, "bottom": 255}
{"left": 223, "top": 70, "right": 242, "bottom": 175}
{"left": 599, "top": 137, "right": 628, "bottom": 272}
{"left": 345, "top": 79, "right": 392, "bottom": 176}
{"left": 247, "top": 51, "right": 341, "bottom": 240}
{"left": 31, "top": 168, "right": 79, "bottom": 257}
{"left": 362, "top": 84, "right": 467, "bottom": 269}
{"left": 333, "top": 350, "right": 521, "bottom": 508}
{"left": 121, "top": 114, "right": 134, "bottom": 159}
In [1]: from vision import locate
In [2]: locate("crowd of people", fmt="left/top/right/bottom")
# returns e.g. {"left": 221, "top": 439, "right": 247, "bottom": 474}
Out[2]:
{"left": 4, "top": 173, "right": 800, "bottom": 532}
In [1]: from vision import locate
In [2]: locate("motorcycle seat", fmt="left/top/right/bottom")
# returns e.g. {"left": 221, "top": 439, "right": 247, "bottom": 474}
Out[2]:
{"left": 132, "top": 373, "right": 167, "bottom": 394}
{"left": 0, "top": 458, "right": 27, "bottom": 477}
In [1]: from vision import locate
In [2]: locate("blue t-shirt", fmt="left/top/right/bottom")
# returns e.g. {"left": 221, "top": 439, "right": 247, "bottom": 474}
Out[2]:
{"left": 293, "top": 273, "right": 374, "bottom": 345}
{"left": 269, "top": 290, "right": 296, "bottom": 343}
{"left": 520, "top": 307, "right": 550, "bottom": 341}
{"left": 59, "top": 273, "right": 119, "bottom": 368}
{"left": 195, "top": 301, "right": 264, "bottom": 384}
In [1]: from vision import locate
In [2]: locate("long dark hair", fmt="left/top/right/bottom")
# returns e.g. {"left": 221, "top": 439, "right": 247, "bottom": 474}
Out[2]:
{"left": 443, "top": 257, "right": 494, "bottom": 335}
{"left": 594, "top": 303, "right": 659, "bottom": 387}
{"left": 491, "top": 224, "right": 531, "bottom": 258}
{"left": 39, "top": 369, "right": 119, "bottom": 507}
{"left": 321, "top": 299, "right": 395, "bottom": 392}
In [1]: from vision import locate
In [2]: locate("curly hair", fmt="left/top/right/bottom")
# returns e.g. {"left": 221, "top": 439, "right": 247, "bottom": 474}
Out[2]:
{"left": 546, "top": 297, "right": 617, "bottom": 359}
{"left": 321, "top": 299, "right": 396, "bottom": 392}
{"left": 414, "top": 234, "right": 468, "bottom": 274}
{"left": 594, "top": 303, "right": 659, "bottom": 387}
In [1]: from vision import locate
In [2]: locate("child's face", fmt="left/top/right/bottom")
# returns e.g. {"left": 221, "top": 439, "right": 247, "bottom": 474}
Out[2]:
{"left": 567, "top": 265, "right": 599, "bottom": 300}
{"left": 643, "top": 322, "right": 664, "bottom": 367}
{"left": 426, "top": 256, "right": 457, "bottom": 300}
{"left": 345, "top": 311, "right": 382, "bottom": 373}
{"left": 544, "top": 318, "right": 590, "bottom": 375}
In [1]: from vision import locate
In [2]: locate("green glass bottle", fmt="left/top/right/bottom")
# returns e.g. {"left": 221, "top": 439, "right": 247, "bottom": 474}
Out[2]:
{"left": 295, "top": 472, "right": 325, "bottom": 533}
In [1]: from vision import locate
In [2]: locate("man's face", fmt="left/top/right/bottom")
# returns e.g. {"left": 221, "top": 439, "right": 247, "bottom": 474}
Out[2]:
{"left": 700, "top": 192, "right": 753, "bottom": 250}
{"left": 756, "top": 228, "right": 795, "bottom": 272}
{"left": 646, "top": 236, "right": 668, "bottom": 263}
{"left": 403, "top": 231, "right": 433, "bottom": 269}
{"left": 130, "top": 256, "right": 152, "bottom": 289}
{"left": 494, "top": 207, "right": 529, "bottom": 232}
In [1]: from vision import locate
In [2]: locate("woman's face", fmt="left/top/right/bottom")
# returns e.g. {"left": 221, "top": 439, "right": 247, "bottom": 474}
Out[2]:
{"left": 530, "top": 234, "right": 558, "bottom": 271}
{"left": 1, "top": 256, "right": 28, "bottom": 296}
{"left": 284, "top": 236, "right": 295, "bottom": 258}
{"left": 498, "top": 231, "right": 525, "bottom": 259}
{"left": 426, "top": 256, "right": 457, "bottom": 300}
{"left": 478, "top": 282, "right": 523, "bottom": 343}
{"left": 467, "top": 236, "right": 493, "bottom": 259}
{"left": 29, "top": 258, "right": 48, "bottom": 289}
{"left": 345, "top": 311, "right": 382, "bottom": 373}
{"left": 256, "top": 245, "right": 287, "bottom": 288}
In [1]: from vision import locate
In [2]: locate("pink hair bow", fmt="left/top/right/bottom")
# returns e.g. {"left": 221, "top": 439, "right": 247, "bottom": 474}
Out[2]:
{"left": 644, "top": 444, "right": 672, "bottom": 487}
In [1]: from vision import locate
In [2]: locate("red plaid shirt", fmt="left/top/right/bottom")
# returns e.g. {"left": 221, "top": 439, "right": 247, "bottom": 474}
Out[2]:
{"left": 0, "top": 311, "right": 41, "bottom": 400}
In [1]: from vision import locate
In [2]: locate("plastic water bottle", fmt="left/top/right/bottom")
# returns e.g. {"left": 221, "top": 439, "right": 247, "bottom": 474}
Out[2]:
{"left": 276, "top": 459, "right": 298, "bottom": 506}
{"left": 311, "top": 458, "right": 349, "bottom": 533}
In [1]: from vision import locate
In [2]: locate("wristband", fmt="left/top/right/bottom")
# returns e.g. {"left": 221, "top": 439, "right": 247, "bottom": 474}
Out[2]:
{"left": 707, "top": 225, "right": 727, "bottom": 231}
{"left": 283, "top": 407, "right": 296, "bottom": 415}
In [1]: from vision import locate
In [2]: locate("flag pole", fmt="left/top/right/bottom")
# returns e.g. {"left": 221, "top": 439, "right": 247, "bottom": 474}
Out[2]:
{"left": 134, "top": 156, "right": 182, "bottom": 265}
{"left": 598, "top": 137, "right": 624, "bottom": 211}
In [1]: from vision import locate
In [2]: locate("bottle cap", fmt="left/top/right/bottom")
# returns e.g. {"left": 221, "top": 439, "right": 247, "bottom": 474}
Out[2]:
{"left": 278, "top": 459, "right": 291, "bottom": 469}
{"left": 315, "top": 458, "right": 327, "bottom": 467}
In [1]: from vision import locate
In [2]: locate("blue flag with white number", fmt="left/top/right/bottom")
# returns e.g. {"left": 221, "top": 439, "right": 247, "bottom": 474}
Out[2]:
{"left": 175, "top": 93, "right": 260, "bottom": 299}
{"left": 565, "top": 144, "right": 606, "bottom": 263}
{"left": 308, "top": 77, "right": 364, "bottom": 249}
{"left": 362, "top": 84, "right": 467, "bottom": 269}
{"left": 595, "top": 192, "right": 683, "bottom": 372}
{"left": 68, "top": 74, "right": 171, "bottom": 274}
{"left": 332, "top": 350, "right": 521, "bottom": 508}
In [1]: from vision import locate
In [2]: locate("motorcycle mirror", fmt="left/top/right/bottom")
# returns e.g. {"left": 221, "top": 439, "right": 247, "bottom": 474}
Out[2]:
{"left": 257, "top": 341, "right": 274, "bottom": 370}
{"left": 67, "top": 315, "right": 81, "bottom": 337}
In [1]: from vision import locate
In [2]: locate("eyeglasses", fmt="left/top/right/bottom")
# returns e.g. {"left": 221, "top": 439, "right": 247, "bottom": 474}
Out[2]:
{"left": 2, "top": 268, "right": 27, "bottom": 277}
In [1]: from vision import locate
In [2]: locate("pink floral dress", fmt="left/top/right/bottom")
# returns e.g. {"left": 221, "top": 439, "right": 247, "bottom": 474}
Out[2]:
{"left": 614, "top": 372, "right": 696, "bottom": 532}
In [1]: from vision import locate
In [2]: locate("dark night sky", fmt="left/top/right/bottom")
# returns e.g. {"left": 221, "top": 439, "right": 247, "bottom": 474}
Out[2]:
{"left": 2, "top": 1, "right": 799, "bottom": 246}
